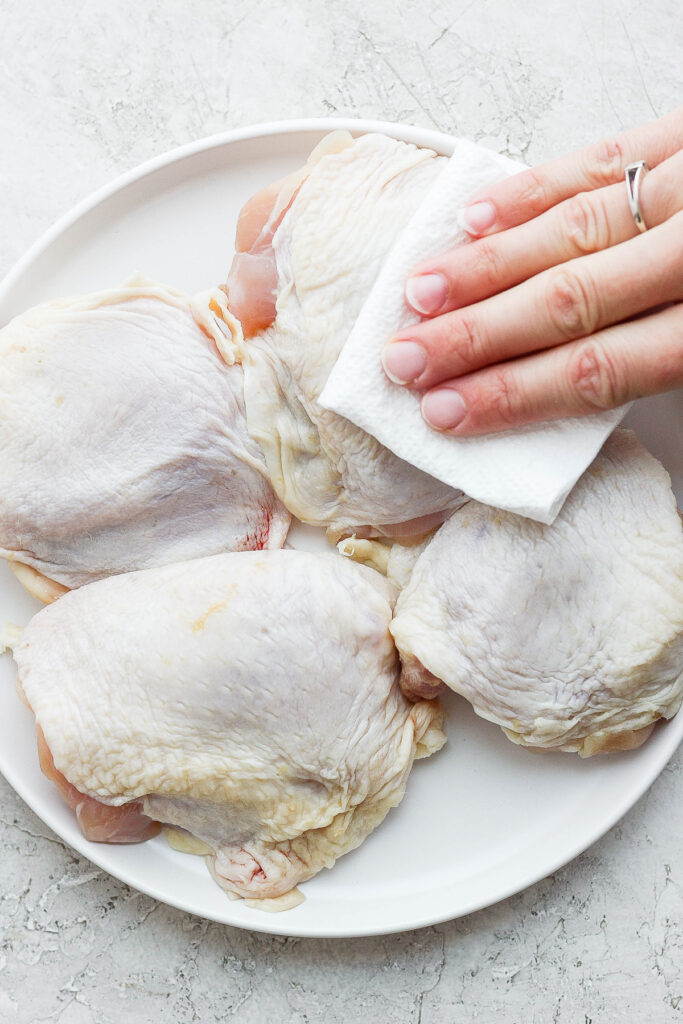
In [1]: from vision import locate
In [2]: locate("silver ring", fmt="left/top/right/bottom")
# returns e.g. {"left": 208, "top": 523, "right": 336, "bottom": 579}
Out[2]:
{"left": 625, "top": 160, "right": 649, "bottom": 232}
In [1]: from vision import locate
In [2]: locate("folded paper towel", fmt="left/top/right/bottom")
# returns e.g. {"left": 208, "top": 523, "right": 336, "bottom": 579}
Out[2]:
{"left": 319, "top": 137, "right": 626, "bottom": 524}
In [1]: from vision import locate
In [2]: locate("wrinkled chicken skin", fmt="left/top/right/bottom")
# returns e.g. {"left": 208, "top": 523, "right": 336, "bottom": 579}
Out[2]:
{"left": 0, "top": 279, "right": 289, "bottom": 593}
{"left": 37, "top": 727, "right": 161, "bottom": 842}
{"left": 227, "top": 133, "right": 466, "bottom": 537}
{"left": 14, "top": 550, "right": 444, "bottom": 904}
{"left": 391, "top": 431, "right": 683, "bottom": 755}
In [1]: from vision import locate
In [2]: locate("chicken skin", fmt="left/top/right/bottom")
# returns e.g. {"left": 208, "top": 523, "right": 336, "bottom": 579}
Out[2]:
{"left": 0, "top": 280, "right": 289, "bottom": 598}
{"left": 391, "top": 431, "right": 683, "bottom": 755}
{"left": 227, "top": 133, "right": 465, "bottom": 540}
{"left": 13, "top": 550, "right": 444, "bottom": 904}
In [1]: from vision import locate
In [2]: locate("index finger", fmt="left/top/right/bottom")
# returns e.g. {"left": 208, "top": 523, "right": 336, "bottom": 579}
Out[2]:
{"left": 463, "top": 105, "right": 683, "bottom": 236}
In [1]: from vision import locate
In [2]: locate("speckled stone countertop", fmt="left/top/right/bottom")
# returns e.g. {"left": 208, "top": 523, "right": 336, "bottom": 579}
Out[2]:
{"left": 1, "top": 2, "right": 682, "bottom": 1021}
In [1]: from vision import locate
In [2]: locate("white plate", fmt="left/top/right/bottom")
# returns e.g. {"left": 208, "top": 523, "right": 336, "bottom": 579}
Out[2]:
{"left": 0, "top": 118, "right": 681, "bottom": 939}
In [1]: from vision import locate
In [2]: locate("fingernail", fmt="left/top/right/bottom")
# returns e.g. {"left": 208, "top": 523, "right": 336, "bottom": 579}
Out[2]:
{"left": 461, "top": 200, "right": 496, "bottom": 236}
{"left": 405, "top": 273, "right": 448, "bottom": 315}
{"left": 382, "top": 341, "right": 428, "bottom": 385}
{"left": 421, "top": 389, "right": 467, "bottom": 430}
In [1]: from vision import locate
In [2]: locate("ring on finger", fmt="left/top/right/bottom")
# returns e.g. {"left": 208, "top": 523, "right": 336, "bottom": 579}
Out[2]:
{"left": 625, "top": 160, "right": 650, "bottom": 232}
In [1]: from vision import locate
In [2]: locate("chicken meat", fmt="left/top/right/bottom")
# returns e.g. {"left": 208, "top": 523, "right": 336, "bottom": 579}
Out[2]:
{"left": 391, "top": 430, "right": 683, "bottom": 755}
{"left": 227, "top": 132, "right": 465, "bottom": 539}
{"left": 0, "top": 280, "right": 289, "bottom": 599}
{"left": 13, "top": 549, "right": 444, "bottom": 905}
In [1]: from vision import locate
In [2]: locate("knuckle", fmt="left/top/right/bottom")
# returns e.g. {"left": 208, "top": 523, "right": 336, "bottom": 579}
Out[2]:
{"left": 561, "top": 191, "right": 610, "bottom": 254}
{"left": 471, "top": 236, "right": 505, "bottom": 288}
{"left": 545, "top": 268, "right": 599, "bottom": 339}
{"left": 567, "top": 340, "right": 622, "bottom": 410}
{"left": 480, "top": 369, "right": 520, "bottom": 426}
{"left": 583, "top": 137, "right": 625, "bottom": 189}
{"left": 514, "top": 167, "right": 553, "bottom": 214}
{"left": 450, "top": 313, "right": 489, "bottom": 371}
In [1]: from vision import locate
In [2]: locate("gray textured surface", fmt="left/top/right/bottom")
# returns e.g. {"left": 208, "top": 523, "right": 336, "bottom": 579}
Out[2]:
{"left": 1, "top": 1, "right": 682, "bottom": 1020}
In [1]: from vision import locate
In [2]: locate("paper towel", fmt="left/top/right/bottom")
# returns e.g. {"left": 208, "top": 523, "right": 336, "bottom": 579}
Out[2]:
{"left": 319, "top": 137, "right": 626, "bottom": 524}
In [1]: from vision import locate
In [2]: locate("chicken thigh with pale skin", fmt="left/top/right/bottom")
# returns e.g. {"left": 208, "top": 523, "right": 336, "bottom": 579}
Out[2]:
{"left": 0, "top": 280, "right": 289, "bottom": 601}
{"left": 227, "top": 132, "right": 466, "bottom": 540}
{"left": 11, "top": 549, "right": 444, "bottom": 906}
{"left": 391, "top": 430, "right": 683, "bottom": 755}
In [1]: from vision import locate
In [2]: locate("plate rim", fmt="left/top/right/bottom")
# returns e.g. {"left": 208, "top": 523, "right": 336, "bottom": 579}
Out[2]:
{"left": 0, "top": 117, "right": 458, "bottom": 305}
{"left": 1, "top": 117, "right": 681, "bottom": 938}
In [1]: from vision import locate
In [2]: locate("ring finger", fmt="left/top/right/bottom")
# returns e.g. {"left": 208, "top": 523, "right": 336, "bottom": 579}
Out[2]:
{"left": 403, "top": 146, "right": 683, "bottom": 320}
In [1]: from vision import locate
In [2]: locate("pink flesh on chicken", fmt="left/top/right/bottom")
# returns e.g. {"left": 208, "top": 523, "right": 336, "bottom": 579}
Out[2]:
{"left": 227, "top": 168, "right": 306, "bottom": 337}
{"left": 399, "top": 656, "right": 447, "bottom": 701}
{"left": 37, "top": 727, "right": 161, "bottom": 844}
{"left": 227, "top": 134, "right": 355, "bottom": 336}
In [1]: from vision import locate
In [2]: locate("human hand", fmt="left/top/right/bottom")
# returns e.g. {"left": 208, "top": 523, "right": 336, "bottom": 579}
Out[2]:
{"left": 382, "top": 107, "right": 683, "bottom": 436}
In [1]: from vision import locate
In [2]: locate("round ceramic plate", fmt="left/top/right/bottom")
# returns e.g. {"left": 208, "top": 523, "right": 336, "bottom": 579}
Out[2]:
{"left": 0, "top": 119, "right": 681, "bottom": 939}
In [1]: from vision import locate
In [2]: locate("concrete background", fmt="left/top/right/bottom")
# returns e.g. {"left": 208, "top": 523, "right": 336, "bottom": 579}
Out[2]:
{"left": 1, "top": 1, "right": 681, "bottom": 1020}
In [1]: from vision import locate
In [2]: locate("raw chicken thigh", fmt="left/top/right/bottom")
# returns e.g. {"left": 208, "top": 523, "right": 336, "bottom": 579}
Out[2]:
{"left": 227, "top": 133, "right": 465, "bottom": 538}
{"left": 13, "top": 550, "right": 444, "bottom": 904}
{"left": 391, "top": 430, "right": 683, "bottom": 755}
{"left": 0, "top": 280, "right": 289, "bottom": 598}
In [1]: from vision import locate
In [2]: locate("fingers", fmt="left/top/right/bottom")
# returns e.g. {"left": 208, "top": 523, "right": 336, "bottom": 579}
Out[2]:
{"left": 405, "top": 146, "right": 683, "bottom": 318}
{"left": 458, "top": 105, "right": 683, "bottom": 237}
{"left": 392, "top": 109, "right": 683, "bottom": 437}
{"left": 386, "top": 211, "right": 683, "bottom": 389}
{"left": 419, "top": 303, "right": 683, "bottom": 436}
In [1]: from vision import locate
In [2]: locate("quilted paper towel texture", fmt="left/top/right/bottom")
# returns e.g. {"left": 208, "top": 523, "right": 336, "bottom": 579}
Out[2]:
{"left": 318, "top": 137, "right": 626, "bottom": 524}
